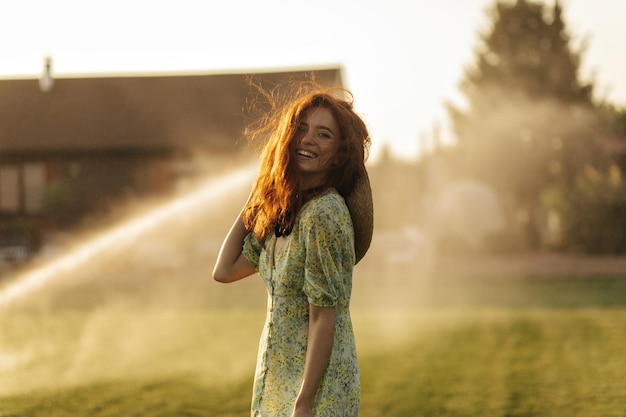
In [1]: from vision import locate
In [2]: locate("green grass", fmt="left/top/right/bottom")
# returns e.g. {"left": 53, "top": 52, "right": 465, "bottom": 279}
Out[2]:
{"left": 0, "top": 376, "right": 252, "bottom": 417}
{"left": 1, "top": 275, "right": 626, "bottom": 416}
{"left": 358, "top": 309, "right": 626, "bottom": 417}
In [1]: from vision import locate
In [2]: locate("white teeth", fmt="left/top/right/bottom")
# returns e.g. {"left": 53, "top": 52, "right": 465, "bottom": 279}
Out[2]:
{"left": 297, "top": 150, "right": 317, "bottom": 158}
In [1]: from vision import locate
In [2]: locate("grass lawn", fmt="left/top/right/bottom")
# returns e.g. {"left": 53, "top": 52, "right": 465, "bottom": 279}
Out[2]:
{"left": 1, "top": 267, "right": 626, "bottom": 416}
{"left": 357, "top": 309, "right": 626, "bottom": 417}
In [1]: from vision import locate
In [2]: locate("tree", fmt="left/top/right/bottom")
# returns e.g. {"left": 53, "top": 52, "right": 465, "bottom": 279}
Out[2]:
{"left": 539, "top": 104, "right": 626, "bottom": 254}
{"left": 447, "top": 0, "right": 606, "bottom": 249}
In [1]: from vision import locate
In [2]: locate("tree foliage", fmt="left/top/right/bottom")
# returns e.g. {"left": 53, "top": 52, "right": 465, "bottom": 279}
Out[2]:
{"left": 464, "top": 0, "right": 592, "bottom": 103}
{"left": 543, "top": 165, "right": 626, "bottom": 254}
{"left": 448, "top": 0, "right": 608, "bottom": 249}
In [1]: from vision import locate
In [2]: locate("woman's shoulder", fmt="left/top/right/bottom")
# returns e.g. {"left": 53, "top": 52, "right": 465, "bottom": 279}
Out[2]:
{"left": 300, "top": 189, "right": 350, "bottom": 222}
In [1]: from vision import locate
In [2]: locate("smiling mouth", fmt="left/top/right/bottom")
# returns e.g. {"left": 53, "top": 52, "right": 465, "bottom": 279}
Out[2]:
{"left": 296, "top": 149, "right": 317, "bottom": 158}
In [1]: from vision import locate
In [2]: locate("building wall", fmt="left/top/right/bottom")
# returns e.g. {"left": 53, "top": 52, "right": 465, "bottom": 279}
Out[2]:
{"left": 0, "top": 152, "right": 174, "bottom": 226}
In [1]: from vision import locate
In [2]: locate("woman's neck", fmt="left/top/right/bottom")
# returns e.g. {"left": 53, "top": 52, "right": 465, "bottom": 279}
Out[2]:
{"left": 300, "top": 172, "right": 326, "bottom": 191}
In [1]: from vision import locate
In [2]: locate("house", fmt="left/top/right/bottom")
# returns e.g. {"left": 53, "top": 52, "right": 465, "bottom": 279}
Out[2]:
{"left": 0, "top": 63, "right": 343, "bottom": 260}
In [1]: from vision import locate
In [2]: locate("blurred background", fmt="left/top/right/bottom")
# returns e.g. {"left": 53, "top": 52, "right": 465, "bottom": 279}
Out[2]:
{"left": 1, "top": 1, "right": 625, "bottom": 416}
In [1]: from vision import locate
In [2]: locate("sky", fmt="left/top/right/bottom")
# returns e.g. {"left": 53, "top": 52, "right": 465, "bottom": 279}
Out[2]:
{"left": 1, "top": 0, "right": 625, "bottom": 161}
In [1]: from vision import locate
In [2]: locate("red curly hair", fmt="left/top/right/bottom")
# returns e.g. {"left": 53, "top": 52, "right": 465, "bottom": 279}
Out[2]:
{"left": 243, "top": 86, "right": 371, "bottom": 243}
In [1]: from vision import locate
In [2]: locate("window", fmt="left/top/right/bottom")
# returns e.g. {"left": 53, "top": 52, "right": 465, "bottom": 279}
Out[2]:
{"left": 0, "top": 162, "right": 47, "bottom": 214}
{"left": 24, "top": 163, "right": 46, "bottom": 214}
{"left": 0, "top": 165, "right": 20, "bottom": 212}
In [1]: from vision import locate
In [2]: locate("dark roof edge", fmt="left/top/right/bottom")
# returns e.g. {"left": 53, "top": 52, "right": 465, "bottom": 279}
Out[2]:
{"left": 0, "top": 63, "right": 345, "bottom": 81}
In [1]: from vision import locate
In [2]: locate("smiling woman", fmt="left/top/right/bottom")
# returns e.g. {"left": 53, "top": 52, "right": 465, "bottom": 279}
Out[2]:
{"left": 294, "top": 107, "right": 341, "bottom": 190}
{"left": 213, "top": 84, "right": 373, "bottom": 417}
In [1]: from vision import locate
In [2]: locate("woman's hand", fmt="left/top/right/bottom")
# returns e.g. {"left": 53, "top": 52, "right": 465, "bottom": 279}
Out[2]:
{"left": 291, "top": 405, "right": 314, "bottom": 417}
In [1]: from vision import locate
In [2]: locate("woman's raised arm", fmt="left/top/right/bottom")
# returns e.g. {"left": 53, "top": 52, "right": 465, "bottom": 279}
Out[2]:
{"left": 213, "top": 207, "right": 256, "bottom": 283}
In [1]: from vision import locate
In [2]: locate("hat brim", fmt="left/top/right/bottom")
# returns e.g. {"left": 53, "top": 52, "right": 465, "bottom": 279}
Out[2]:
{"left": 345, "top": 170, "right": 374, "bottom": 264}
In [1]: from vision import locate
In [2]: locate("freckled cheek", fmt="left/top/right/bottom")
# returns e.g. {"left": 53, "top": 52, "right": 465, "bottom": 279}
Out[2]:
{"left": 320, "top": 147, "right": 339, "bottom": 167}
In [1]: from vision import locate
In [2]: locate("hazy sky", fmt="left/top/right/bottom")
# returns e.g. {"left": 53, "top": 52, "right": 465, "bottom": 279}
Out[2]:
{"left": 2, "top": 0, "right": 624, "bottom": 160}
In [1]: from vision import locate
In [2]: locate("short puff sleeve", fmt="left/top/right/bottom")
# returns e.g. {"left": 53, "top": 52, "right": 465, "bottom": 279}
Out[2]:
{"left": 301, "top": 199, "right": 351, "bottom": 307}
{"left": 242, "top": 232, "right": 262, "bottom": 271}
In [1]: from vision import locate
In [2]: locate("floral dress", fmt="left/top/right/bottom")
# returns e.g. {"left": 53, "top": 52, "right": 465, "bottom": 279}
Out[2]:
{"left": 242, "top": 189, "right": 359, "bottom": 417}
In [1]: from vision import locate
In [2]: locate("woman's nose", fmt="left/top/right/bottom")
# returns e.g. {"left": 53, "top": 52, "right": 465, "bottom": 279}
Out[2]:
{"left": 300, "top": 131, "right": 314, "bottom": 144}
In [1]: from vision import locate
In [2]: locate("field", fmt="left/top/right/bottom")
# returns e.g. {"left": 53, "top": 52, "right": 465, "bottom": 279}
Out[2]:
{"left": 1, "top": 258, "right": 625, "bottom": 417}
{"left": 1, "top": 176, "right": 625, "bottom": 416}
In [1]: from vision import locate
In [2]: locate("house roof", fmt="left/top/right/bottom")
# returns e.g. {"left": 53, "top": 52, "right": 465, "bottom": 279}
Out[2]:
{"left": 0, "top": 67, "right": 343, "bottom": 155}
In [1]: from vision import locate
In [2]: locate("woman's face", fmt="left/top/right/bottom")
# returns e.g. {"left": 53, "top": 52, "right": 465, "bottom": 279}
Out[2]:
{"left": 293, "top": 106, "right": 340, "bottom": 189}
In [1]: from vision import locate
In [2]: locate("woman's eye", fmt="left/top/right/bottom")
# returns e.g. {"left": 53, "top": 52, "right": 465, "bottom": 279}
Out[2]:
{"left": 318, "top": 131, "right": 331, "bottom": 139}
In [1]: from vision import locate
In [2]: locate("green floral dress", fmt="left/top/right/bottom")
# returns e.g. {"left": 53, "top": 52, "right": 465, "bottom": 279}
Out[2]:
{"left": 242, "top": 189, "right": 359, "bottom": 417}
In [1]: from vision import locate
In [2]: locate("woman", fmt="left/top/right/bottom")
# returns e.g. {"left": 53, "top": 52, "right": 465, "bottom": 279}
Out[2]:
{"left": 213, "top": 86, "right": 372, "bottom": 417}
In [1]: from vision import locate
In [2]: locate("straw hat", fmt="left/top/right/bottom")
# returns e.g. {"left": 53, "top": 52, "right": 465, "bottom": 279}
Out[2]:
{"left": 345, "top": 170, "right": 374, "bottom": 264}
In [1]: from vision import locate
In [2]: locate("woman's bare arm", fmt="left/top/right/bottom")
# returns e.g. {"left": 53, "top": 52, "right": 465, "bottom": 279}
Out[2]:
{"left": 213, "top": 208, "right": 256, "bottom": 283}
{"left": 292, "top": 305, "right": 335, "bottom": 416}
